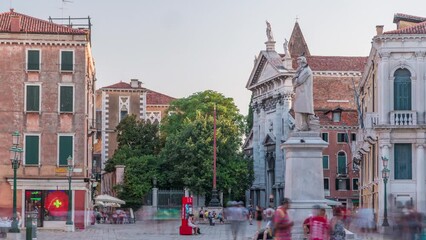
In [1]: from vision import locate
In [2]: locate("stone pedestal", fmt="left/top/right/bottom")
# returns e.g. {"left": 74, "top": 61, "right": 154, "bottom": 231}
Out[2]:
{"left": 281, "top": 131, "right": 328, "bottom": 237}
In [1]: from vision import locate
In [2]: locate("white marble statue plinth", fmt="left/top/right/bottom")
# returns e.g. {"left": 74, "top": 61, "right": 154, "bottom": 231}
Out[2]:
{"left": 281, "top": 131, "right": 329, "bottom": 236}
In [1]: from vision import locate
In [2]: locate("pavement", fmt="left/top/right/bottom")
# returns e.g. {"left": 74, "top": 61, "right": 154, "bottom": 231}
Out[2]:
{"left": 3, "top": 220, "right": 261, "bottom": 240}
{"left": 2, "top": 220, "right": 398, "bottom": 240}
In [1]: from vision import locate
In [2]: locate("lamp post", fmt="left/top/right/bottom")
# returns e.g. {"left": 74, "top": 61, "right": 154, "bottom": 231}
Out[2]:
{"left": 381, "top": 156, "right": 390, "bottom": 227}
{"left": 209, "top": 104, "right": 220, "bottom": 207}
{"left": 9, "top": 131, "right": 23, "bottom": 233}
{"left": 66, "top": 155, "right": 74, "bottom": 229}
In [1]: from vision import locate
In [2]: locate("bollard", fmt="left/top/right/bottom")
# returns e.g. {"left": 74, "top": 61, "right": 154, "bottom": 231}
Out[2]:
{"left": 26, "top": 215, "right": 32, "bottom": 240}
{"left": 31, "top": 216, "right": 37, "bottom": 240}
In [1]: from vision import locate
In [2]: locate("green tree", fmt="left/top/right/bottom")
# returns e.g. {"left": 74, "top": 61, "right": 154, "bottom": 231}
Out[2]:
{"left": 159, "top": 90, "right": 252, "bottom": 199}
{"left": 104, "top": 115, "right": 162, "bottom": 172}
{"left": 116, "top": 155, "right": 159, "bottom": 210}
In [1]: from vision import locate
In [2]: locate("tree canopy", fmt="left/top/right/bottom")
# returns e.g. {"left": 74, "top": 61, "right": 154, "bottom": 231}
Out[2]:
{"left": 104, "top": 115, "right": 162, "bottom": 172}
{"left": 159, "top": 90, "right": 253, "bottom": 199}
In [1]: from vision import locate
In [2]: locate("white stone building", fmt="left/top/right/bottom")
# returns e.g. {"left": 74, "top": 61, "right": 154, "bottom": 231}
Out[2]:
{"left": 244, "top": 25, "right": 294, "bottom": 208}
{"left": 356, "top": 13, "right": 426, "bottom": 227}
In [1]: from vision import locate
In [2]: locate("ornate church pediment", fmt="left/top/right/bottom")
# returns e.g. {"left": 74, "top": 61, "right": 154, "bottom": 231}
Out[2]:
{"left": 246, "top": 51, "right": 288, "bottom": 89}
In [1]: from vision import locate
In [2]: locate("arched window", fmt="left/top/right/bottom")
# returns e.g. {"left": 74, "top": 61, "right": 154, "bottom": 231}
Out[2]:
{"left": 337, "top": 152, "right": 347, "bottom": 174}
{"left": 394, "top": 69, "right": 412, "bottom": 110}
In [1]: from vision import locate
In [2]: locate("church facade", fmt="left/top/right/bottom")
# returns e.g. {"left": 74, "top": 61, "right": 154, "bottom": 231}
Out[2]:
{"left": 245, "top": 22, "right": 366, "bottom": 208}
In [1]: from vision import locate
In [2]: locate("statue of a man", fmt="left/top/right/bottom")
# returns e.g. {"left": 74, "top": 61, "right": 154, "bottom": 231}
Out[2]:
{"left": 292, "top": 56, "right": 314, "bottom": 131}
{"left": 266, "top": 21, "right": 274, "bottom": 41}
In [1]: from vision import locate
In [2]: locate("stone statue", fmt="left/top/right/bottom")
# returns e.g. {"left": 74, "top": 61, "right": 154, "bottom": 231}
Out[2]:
{"left": 283, "top": 38, "right": 289, "bottom": 54}
{"left": 292, "top": 56, "right": 314, "bottom": 131}
{"left": 266, "top": 21, "right": 274, "bottom": 41}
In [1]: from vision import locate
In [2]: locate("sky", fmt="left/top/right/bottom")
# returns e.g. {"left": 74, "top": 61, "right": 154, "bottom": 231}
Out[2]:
{"left": 2, "top": 0, "right": 426, "bottom": 115}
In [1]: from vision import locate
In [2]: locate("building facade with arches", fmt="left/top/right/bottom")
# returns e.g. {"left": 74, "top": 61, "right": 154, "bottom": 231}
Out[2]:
{"left": 356, "top": 13, "right": 426, "bottom": 227}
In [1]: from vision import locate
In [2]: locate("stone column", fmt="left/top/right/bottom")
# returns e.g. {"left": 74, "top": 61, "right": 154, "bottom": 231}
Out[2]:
{"left": 416, "top": 51, "right": 425, "bottom": 123}
{"left": 281, "top": 131, "right": 328, "bottom": 236}
{"left": 378, "top": 51, "right": 391, "bottom": 124}
{"left": 152, "top": 187, "right": 158, "bottom": 208}
{"left": 115, "top": 165, "right": 125, "bottom": 185}
{"left": 259, "top": 106, "right": 267, "bottom": 207}
{"left": 416, "top": 144, "right": 425, "bottom": 212}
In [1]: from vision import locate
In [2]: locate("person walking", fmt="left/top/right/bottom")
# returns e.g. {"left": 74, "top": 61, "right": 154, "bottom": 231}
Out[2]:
{"left": 274, "top": 198, "right": 294, "bottom": 240}
{"left": 330, "top": 207, "right": 346, "bottom": 240}
{"left": 309, "top": 205, "right": 329, "bottom": 240}
{"left": 255, "top": 205, "right": 263, "bottom": 231}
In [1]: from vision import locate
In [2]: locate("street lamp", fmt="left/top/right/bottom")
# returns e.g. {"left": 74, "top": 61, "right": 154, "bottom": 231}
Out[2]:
{"left": 9, "top": 131, "right": 23, "bottom": 233}
{"left": 209, "top": 104, "right": 220, "bottom": 207}
{"left": 66, "top": 155, "right": 74, "bottom": 228}
{"left": 381, "top": 156, "right": 390, "bottom": 227}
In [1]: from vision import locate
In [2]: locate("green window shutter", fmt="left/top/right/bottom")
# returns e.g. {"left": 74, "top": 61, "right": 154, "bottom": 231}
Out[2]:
{"left": 27, "top": 50, "right": 40, "bottom": 70}
{"left": 322, "top": 156, "right": 329, "bottom": 169}
{"left": 323, "top": 179, "right": 329, "bottom": 190}
{"left": 59, "top": 136, "right": 73, "bottom": 166}
{"left": 61, "top": 51, "right": 73, "bottom": 71}
{"left": 394, "top": 143, "right": 412, "bottom": 179}
{"left": 25, "top": 136, "right": 39, "bottom": 165}
{"left": 337, "top": 153, "right": 346, "bottom": 174}
{"left": 60, "top": 86, "right": 73, "bottom": 112}
{"left": 394, "top": 69, "right": 411, "bottom": 110}
{"left": 321, "top": 133, "right": 328, "bottom": 142}
{"left": 26, "top": 85, "right": 40, "bottom": 112}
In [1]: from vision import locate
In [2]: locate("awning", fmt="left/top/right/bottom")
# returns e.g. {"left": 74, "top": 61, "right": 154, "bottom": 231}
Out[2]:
{"left": 324, "top": 199, "right": 343, "bottom": 206}
{"left": 94, "top": 194, "right": 125, "bottom": 205}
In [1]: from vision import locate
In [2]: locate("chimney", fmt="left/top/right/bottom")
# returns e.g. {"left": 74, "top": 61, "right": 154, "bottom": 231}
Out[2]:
{"left": 10, "top": 14, "right": 21, "bottom": 33}
{"left": 376, "top": 25, "right": 384, "bottom": 35}
{"left": 130, "top": 79, "right": 140, "bottom": 88}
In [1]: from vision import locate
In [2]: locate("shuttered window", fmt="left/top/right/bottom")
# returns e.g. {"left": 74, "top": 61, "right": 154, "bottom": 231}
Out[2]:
{"left": 394, "top": 69, "right": 411, "bottom": 110}
{"left": 337, "top": 133, "right": 348, "bottom": 143}
{"left": 25, "top": 135, "right": 39, "bottom": 165}
{"left": 27, "top": 50, "right": 40, "bottom": 71}
{"left": 321, "top": 133, "right": 329, "bottom": 142}
{"left": 394, "top": 143, "right": 412, "bottom": 179}
{"left": 337, "top": 152, "right": 347, "bottom": 174}
{"left": 60, "top": 86, "right": 73, "bottom": 112}
{"left": 335, "top": 178, "right": 350, "bottom": 190}
{"left": 324, "top": 178, "right": 329, "bottom": 190}
{"left": 59, "top": 136, "right": 73, "bottom": 166}
{"left": 26, "top": 85, "right": 40, "bottom": 112}
{"left": 61, "top": 51, "right": 73, "bottom": 71}
{"left": 322, "top": 156, "right": 329, "bottom": 169}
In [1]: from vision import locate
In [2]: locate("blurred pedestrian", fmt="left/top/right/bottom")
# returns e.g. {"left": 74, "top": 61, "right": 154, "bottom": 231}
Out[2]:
{"left": 309, "top": 205, "right": 329, "bottom": 240}
{"left": 256, "top": 205, "right": 264, "bottom": 230}
{"left": 274, "top": 198, "right": 294, "bottom": 240}
{"left": 330, "top": 207, "right": 346, "bottom": 240}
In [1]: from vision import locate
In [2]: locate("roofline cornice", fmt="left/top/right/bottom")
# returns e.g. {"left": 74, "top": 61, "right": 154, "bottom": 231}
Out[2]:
{"left": 100, "top": 88, "right": 147, "bottom": 93}
{"left": 376, "top": 35, "right": 426, "bottom": 41}
{"left": 0, "top": 39, "right": 87, "bottom": 46}
{"left": 313, "top": 71, "right": 363, "bottom": 77}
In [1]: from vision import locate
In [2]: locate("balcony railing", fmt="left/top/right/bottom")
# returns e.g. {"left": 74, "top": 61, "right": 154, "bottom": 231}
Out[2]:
{"left": 390, "top": 111, "right": 417, "bottom": 125}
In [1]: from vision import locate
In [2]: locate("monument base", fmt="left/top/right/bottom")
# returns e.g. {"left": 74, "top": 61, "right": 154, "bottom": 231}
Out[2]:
{"left": 282, "top": 131, "right": 329, "bottom": 237}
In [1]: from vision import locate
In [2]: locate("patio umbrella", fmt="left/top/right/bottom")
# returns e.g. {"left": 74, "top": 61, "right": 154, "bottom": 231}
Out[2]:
{"left": 94, "top": 194, "right": 125, "bottom": 205}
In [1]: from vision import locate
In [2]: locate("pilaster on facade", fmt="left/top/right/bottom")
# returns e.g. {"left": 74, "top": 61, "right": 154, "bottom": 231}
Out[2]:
{"left": 101, "top": 91, "right": 109, "bottom": 169}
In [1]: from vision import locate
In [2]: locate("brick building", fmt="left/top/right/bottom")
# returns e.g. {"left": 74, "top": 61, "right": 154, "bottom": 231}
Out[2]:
{"left": 0, "top": 10, "right": 96, "bottom": 230}
{"left": 94, "top": 79, "right": 175, "bottom": 196}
